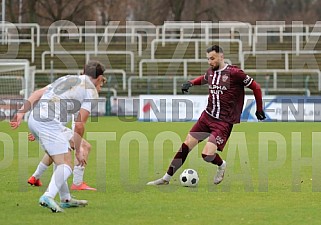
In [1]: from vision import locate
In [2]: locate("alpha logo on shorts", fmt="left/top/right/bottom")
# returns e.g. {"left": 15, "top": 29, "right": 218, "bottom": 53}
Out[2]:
{"left": 215, "top": 136, "right": 224, "bottom": 145}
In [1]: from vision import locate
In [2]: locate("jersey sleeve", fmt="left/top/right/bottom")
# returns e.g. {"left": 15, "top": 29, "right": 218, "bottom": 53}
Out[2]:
{"left": 190, "top": 73, "right": 207, "bottom": 85}
{"left": 235, "top": 68, "right": 253, "bottom": 87}
{"left": 81, "top": 88, "right": 99, "bottom": 113}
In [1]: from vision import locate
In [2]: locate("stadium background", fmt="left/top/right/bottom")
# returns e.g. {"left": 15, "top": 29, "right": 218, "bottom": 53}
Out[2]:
{"left": 1, "top": 0, "right": 321, "bottom": 121}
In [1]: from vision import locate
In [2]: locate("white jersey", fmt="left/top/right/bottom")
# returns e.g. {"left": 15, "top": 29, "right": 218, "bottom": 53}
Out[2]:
{"left": 31, "top": 75, "right": 99, "bottom": 125}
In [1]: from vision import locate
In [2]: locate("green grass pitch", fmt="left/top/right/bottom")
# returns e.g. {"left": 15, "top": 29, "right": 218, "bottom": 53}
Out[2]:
{"left": 0, "top": 117, "right": 320, "bottom": 225}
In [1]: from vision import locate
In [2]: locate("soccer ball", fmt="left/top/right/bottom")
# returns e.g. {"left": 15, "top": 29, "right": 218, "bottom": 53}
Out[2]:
{"left": 179, "top": 169, "right": 199, "bottom": 187}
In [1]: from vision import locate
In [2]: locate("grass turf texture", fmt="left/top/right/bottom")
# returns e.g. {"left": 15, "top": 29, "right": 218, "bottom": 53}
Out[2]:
{"left": 0, "top": 117, "right": 320, "bottom": 224}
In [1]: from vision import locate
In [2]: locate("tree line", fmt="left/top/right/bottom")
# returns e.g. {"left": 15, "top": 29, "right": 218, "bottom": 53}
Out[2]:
{"left": 6, "top": 0, "right": 321, "bottom": 26}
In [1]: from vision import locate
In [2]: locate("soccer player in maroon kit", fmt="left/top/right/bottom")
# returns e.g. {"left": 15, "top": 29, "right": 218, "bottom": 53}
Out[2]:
{"left": 147, "top": 45, "right": 266, "bottom": 185}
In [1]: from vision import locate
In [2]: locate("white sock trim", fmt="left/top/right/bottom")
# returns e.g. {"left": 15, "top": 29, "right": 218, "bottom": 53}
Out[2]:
{"left": 73, "top": 165, "right": 85, "bottom": 186}
{"left": 163, "top": 173, "right": 172, "bottom": 182}
{"left": 44, "top": 164, "right": 72, "bottom": 199}
{"left": 33, "top": 162, "right": 48, "bottom": 179}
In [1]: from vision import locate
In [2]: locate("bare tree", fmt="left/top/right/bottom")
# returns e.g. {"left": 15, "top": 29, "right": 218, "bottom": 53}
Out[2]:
{"left": 34, "top": 0, "right": 101, "bottom": 25}
{"left": 168, "top": 0, "right": 185, "bottom": 21}
{"left": 128, "top": 0, "right": 170, "bottom": 24}
{"left": 28, "top": 0, "right": 39, "bottom": 23}
{"left": 101, "top": 0, "right": 128, "bottom": 24}
{"left": 184, "top": 0, "right": 275, "bottom": 23}
{"left": 7, "top": 0, "right": 39, "bottom": 23}
{"left": 4, "top": 0, "right": 321, "bottom": 26}
{"left": 180, "top": 0, "right": 320, "bottom": 24}
{"left": 6, "top": 0, "right": 18, "bottom": 22}
{"left": 270, "top": 0, "right": 320, "bottom": 24}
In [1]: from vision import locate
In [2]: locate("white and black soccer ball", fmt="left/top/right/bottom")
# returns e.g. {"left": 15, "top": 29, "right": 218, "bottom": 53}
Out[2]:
{"left": 179, "top": 169, "right": 199, "bottom": 187}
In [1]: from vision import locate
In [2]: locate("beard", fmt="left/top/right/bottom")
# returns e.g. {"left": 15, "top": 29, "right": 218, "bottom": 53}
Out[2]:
{"left": 211, "top": 65, "right": 220, "bottom": 71}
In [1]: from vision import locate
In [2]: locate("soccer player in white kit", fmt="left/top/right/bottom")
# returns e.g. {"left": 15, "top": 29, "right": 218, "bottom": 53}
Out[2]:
{"left": 10, "top": 60, "right": 106, "bottom": 213}
{"left": 27, "top": 114, "right": 96, "bottom": 191}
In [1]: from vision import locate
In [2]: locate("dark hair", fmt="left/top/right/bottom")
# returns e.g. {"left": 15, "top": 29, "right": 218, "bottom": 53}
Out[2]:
{"left": 84, "top": 60, "right": 105, "bottom": 79}
{"left": 206, "top": 45, "right": 224, "bottom": 53}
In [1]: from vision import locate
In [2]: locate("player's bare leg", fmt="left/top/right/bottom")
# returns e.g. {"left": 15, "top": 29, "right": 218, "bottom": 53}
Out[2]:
{"left": 70, "top": 139, "right": 96, "bottom": 191}
{"left": 39, "top": 150, "right": 88, "bottom": 212}
{"left": 29, "top": 137, "right": 96, "bottom": 190}
{"left": 28, "top": 153, "right": 52, "bottom": 186}
{"left": 39, "top": 151, "right": 73, "bottom": 213}
{"left": 147, "top": 134, "right": 199, "bottom": 185}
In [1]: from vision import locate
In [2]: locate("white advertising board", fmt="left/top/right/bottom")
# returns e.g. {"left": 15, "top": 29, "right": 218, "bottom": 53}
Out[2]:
{"left": 137, "top": 95, "right": 321, "bottom": 122}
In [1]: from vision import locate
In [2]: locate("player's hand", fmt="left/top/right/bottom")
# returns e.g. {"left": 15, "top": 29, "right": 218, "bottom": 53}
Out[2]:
{"left": 181, "top": 81, "right": 193, "bottom": 94}
{"left": 255, "top": 111, "right": 266, "bottom": 121}
{"left": 75, "top": 150, "right": 87, "bottom": 167}
{"left": 9, "top": 113, "right": 24, "bottom": 129}
{"left": 28, "top": 133, "right": 36, "bottom": 141}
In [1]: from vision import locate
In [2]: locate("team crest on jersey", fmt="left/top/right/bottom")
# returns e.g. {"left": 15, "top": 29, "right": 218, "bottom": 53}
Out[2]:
{"left": 222, "top": 75, "right": 229, "bottom": 82}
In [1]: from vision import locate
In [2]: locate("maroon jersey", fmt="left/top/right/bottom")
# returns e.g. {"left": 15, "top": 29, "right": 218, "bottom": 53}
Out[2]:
{"left": 203, "top": 64, "right": 253, "bottom": 124}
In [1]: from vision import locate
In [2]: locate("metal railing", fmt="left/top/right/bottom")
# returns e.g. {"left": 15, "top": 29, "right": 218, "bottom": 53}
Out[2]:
{"left": 252, "top": 32, "right": 321, "bottom": 54}
{"left": 2, "top": 39, "right": 35, "bottom": 62}
{"left": 0, "top": 23, "right": 40, "bottom": 46}
{"left": 50, "top": 32, "right": 142, "bottom": 56}
{"left": 35, "top": 68, "right": 126, "bottom": 90}
{"left": 241, "top": 50, "right": 321, "bottom": 70}
{"left": 0, "top": 22, "right": 321, "bottom": 97}
{"left": 162, "top": 22, "right": 252, "bottom": 47}
{"left": 151, "top": 38, "right": 242, "bottom": 61}
{"left": 128, "top": 75, "right": 190, "bottom": 97}
{"left": 244, "top": 69, "right": 321, "bottom": 91}
{"left": 41, "top": 50, "right": 134, "bottom": 72}
{"left": 139, "top": 58, "right": 232, "bottom": 78}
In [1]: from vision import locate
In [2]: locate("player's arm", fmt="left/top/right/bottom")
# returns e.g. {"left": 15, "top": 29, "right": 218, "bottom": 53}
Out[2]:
{"left": 248, "top": 80, "right": 266, "bottom": 120}
{"left": 73, "top": 108, "right": 90, "bottom": 166}
{"left": 10, "top": 86, "right": 48, "bottom": 129}
{"left": 181, "top": 74, "right": 207, "bottom": 94}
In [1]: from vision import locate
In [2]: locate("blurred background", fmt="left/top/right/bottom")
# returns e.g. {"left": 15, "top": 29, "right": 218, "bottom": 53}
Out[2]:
{"left": 0, "top": 0, "right": 320, "bottom": 120}
{"left": 4, "top": 0, "right": 321, "bottom": 25}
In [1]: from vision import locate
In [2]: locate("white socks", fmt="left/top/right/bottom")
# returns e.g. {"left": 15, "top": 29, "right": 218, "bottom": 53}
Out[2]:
{"left": 32, "top": 162, "right": 48, "bottom": 179}
{"left": 33, "top": 161, "right": 86, "bottom": 187}
{"left": 44, "top": 164, "right": 72, "bottom": 199}
{"left": 162, "top": 173, "right": 172, "bottom": 182}
{"left": 73, "top": 165, "right": 85, "bottom": 185}
{"left": 59, "top": 181, "right": 71, "bottom": 202}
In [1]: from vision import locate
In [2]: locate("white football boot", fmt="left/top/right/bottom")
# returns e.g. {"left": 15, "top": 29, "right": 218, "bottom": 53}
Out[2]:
{"left": 214, "top": 160, "right": 227, "bottom": 185}
{"left": 146, "top": 178, "right": 169, "bottom": 186}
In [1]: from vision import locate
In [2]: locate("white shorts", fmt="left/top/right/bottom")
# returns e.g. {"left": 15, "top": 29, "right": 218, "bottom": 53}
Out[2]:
{"left": 28, "top": 115, "right": 73, "bottom": 156}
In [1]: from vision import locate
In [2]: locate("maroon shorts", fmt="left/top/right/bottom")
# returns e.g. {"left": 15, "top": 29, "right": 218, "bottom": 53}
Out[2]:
{"left": 189, "top": 111, "right": 233, "bottom": 151}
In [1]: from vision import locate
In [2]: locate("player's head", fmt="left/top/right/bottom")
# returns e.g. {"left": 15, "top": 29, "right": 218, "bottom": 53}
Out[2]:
{"left": 84, "top": 60, "right": 106, "bottom": 92}
{"left": 206, "top": 45, "right": 224, "bottom": 70}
